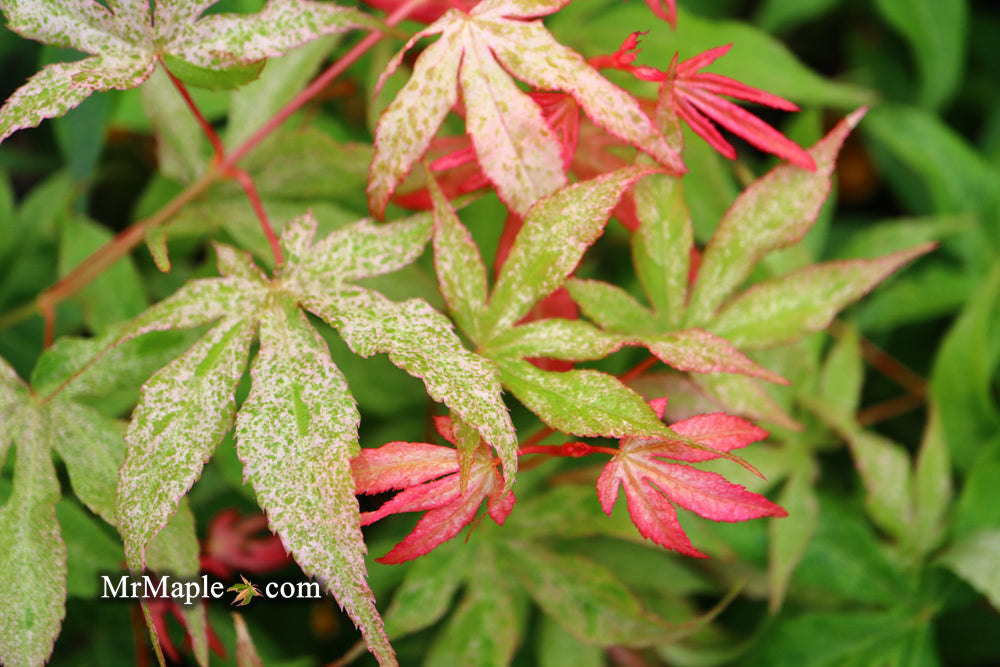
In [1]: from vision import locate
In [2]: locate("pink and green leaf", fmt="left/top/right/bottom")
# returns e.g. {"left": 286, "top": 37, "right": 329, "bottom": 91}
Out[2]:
{"left": 564, "top": 278, "right": 657, "bottom": 336}
{"left": 642, "top": 328, "right": 789, "bottom": 384}
{"left": 486, "top": 318, "right": 627, "bottom": 362}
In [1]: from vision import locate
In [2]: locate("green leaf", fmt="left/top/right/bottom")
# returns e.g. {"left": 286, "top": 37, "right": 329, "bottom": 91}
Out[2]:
{"left": 56, "top": 498, "right": 123, "bottom": 599}
{"left": 768, "top": 456, "right": 819, "bottom": 612}
{"left": 0, "top": 356, "right": 28, "bottom": 465}
{"left": 383, "top": 541, "right": 469, "bottom": 639}
{"left": 423, "top": 548, "right": 525, "bottom": 667}
{"left": 140, "top": 66, "right": 209, "bottom": 183}
{"left": 818, "top": 323, "right": 864, "bottom": 419}
{"left": 58, "top": 213, "right": 149, "bottom": 333}
{"left": 632, "top": 172, "right": 692, "bottom": 327}
{"left": 710, "top": 244, "right": 933, "bottom": 350}
{"left": 484, "top": 167, "right": 651, "bottom": 338}
{"left": 117, "top": 317, "right": 256, "bottom": 571}
{"left": 494, "top": 357, "right": 670, "bottom": 438}
{"left": 953, "top": 435, "right": 1000, "bottom": 538}
{"left": 310, "top": 289, "right": 517, "bottom": 486}
{"left": 754, "top": 0, "right": 844, "bottom": 34}
{"left": 693, "top": 373, "right": 799, "bottom": 431}
{"left": 874, "top": 0, "right": 968, "bottom": 109}
{"left": 564, "top": 278, "right": 657, "bottom": 335}
{"left": 912, "top": 406, "right": 951, "bottom": 557}
{"left": 642, "top": 329, "right": 788, "bottom": 384}
{"left": 430, "top": 178, "right": 489, "bottom": 342}
{"left": 499, "top": 541, "right": 668, "bottom": 647}
{"left": 0, "top": 410, "right": 66, "bottom": 667}
{"left": 844, "top": 429, "right": 914, "bottom": 543}
{"left": 162, "top": 54, "right": 265, "bottom": 91}
{"left": 48, "top": 399, "right": 126, "bottom": 524}
{"left": 486, "top": 319, "right": 625, "bottom": 362}
{"left": 939, "top": 530, "right": 1000, "bottom": 612}
{"left": 537, "top": 615, "right": 604, "bottom": 667}
{"left": 686, "top": 110, "right": 862, "bottom": 326}
{"left": 234, "top": 300, "right": 394, "bottom": 666}
{"left": 930, "top": 265, "right": 1000, "bottom": 471}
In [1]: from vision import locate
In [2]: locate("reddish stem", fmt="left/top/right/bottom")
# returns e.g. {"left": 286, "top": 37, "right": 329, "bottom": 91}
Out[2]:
{"left": 231, "top": 168, "right": 283, "bottom": 266}
{"left": 519, "top": 442, "right": 618, "bottom": 458}
{"left": 159, "top": 58, "right": 226, "bottom": 159}
{"left": 619, "top": 355, "right": 658, "bottom": 384}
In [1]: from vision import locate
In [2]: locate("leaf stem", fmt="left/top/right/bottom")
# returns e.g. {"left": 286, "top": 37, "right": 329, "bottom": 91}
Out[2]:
{"left": 231, "top": 167, "right": 283, "bottom": 266}
{"left": 159, "top": 58, "right": 226, "bottom": 159}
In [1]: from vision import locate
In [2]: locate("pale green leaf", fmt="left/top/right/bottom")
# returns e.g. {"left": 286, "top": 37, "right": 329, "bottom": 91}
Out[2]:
{"left": 912, "top": 406, "right": 952, "bottom": 557}
{"left": 232, "top": 613, "right": 264, "bottom": 667}
{"left": 168, "top": 0, "right": 378, "bottom": 69}
{"left": 499, "top": 541, "right": 668, "bottom": 647}
{"left": 939, "top": 529, "right": 1000, "bottom": 612}
{"left": 56, "top": 498, "right": 123, "bottom": 599}
{"left": 686, "top": 110, "right": 863, "bottom": 326}
{"left": 486, "top": 167, "right": 650, "bottom": 337}
{"left": 0, "top": 411, "right": 66, "bottom": 667}
{"left": 308, "top": 289, "right": 518, "bottom": 485}
{"left": 430, "top": 178, "right": 489, "bottom": 341}
{"left": 642, "top": 329, "right": 788, "bottom": 384}
{"left": 537, "top": 614, "right": 605, "bottom": 667}
{"left": 768, "top": 456, "right": 819, "bottom": 612}
{"left": 460, "top": 23, "right": 566, "bottom": 215}
{"left": 693, "top": 372, "right": 799, "bottom": 431}
{"left": 494, "top": 357, "right": 670, "bottom": 438}
{"left": 117, "top": 317, "right": 256, "bottom": 571}
{"left": 140, "top": 65, "right": 209, "bottom": 183}
{"left": 383, "top": 541, "right": 469, "bottom": 639}
{"left": 710, "top": 245, "right": 933, "bottom": 350}
{"left": 424, "top": 548, "right": 525, "bottom": 667}
{"left": 632, "top": 172, "right": 692, "bottom": 327}
{"left": 486, "top": 319, "right": 626, "bottom": 362}
{"left": 874, "top": 0, "right": 968, "bottom": 109}
{"left": 215, "top": 242, "right": 269, "bottom": 284}
{"left": 146, "top": 226, "right": 171, "bottom": 272}
{"left": 564, "top": 278, "right": 656, "bottom": 336}
{"left": 0, "top": 55, "right": 153, "bottom": 143}
{"left": 845, "top": 429, "right": 914, "bottom": 542}
{"left": 235, "top": 300, "right": 394, "bottom": 666}
{"left": 368, "top": 31, "right": 463, "bottom": 217}
{"left": 818, "top": 323, "right": 864, "bottom": 419}
{"left": 0, "top": 356, "right": 28, "bottom": 466}
{"left": 49, "top": 399, "right": 126, "bottom": 525}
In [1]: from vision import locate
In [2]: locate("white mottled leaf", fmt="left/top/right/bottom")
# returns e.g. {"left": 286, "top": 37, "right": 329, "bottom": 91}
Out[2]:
{"left": 460, "top": 23, "right": 566, "bottom": 216}
{"left": 0, "top": 356, "right": 28, "bottom": 467}
{"left": 168, "top": 0, "right": 377, "bottom": 69}
{"left": 0, "top": 410, "right": 66, "bottom": 667}
{"left": 487, "top": 319, "right": 626, "bottom": 362}
{"left": 49, "top": 399, "right": 126, "bottom": 525}
{"left": 369, "top": 31, "right": 463, "bottom": 216}
{"left": 154, "top": 0, "right": 217, "bottom": 43}
{"left": 642, "top": 329, "right": 788, "bottom": 384}
{"left": 710, "top": 245, "right": 934, "bottom": 350}
{"left": 686, "top": 110, "right": 864, "bottom": 325}
{"left": 2, "top": 0, "right": 133, "bottom": 55}
{"left": 430, "top": 177, "right": 489, "bottom": 341}
{"left": 117, "top": 317, "right": 256, "bottom": 571}
{"left": 485, "top": 167, "right": 651, "bottom": 338}
{"left": 308, "top": 289, "right": 518, "bottom": 485}
{"left": 0, "top": 55, "right": 153, "bottom": 143}
{"left": 235, "top": 299, "right": 395, "bottom": 666}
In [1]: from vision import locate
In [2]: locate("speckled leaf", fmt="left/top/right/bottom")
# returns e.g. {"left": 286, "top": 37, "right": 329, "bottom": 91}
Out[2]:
{"left": 685, "top": 109, "right": 864, "bottom": 326}
{"left": 845, "top": 429, "right": 914, "bottom": 543}
{"left": 484, "top": 18, "right": 685, "bottom": 174}
{"left": 117, "top": 317, "right": 256, "bottom": 572}
{"left": 49, "top": 399, "right": 126, "bottom": 525}
{"left": 487, "top": 319, "right": 626, "bottom": 362}
{"left": 430, "top": 178, "right": 489, "bottom": 341}
{"left": 642, "top": 329, "right": 788, "bottom": 384}
{"left": 632, "top": 173, "right": 692, "bottom": 326}
{"left": 0, "top": 55, "right": 153, "bottom": 143}
{"left": 235, "top": 300, "right": 394, "bottom": 666}
{"left": 499, "top": 540, "right": 669, "bottom": 647}
{"left": 710, "top": 245, "right": 933, "bottom": 350}
{"left": 168, "top": 0, "right": 377, "bottom": 69}
{"left": 486, "top": 168, "right": 651, "bottom": 338}
{"left": 1, "top": 0, "right": 134, "bottom": 55}
{"left": 0, "top": 356, "right": 28, "bottom": 466}
{"left": 459, "top": 23, "right": 566, "bottom": 215}
{"left": 369, "top": 32, "right": 463, "bottom": 217}
{"left": 0, "top": 411, "right": 66, "bottom": 667}
{"left": 283, "top": 212, "right": 432, "bottom": 296}
{"left": 564, "top": 278, "right": 657, "bottom": 336}
{"left": 307, "top": 289, "right": 518, "bottom": 485}
{"left": 494, "top": 357, "right": 670, "bottom": 438}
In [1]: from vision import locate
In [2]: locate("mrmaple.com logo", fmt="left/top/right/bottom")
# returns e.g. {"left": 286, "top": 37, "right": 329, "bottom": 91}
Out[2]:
{"left": 101, "top": 573, "right": 321, "bottom": 606}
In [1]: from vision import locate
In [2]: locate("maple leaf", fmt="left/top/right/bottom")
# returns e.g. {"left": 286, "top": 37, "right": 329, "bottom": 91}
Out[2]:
{"left": 0, "top": 0, "right": 375, "bottom": 143}
{"left": 592, "top": 33, "right": 815, "bottom": 170}
{"left": 597, "top": 398, "right": 786, "bottom": 557}
{"left": 352, "top": 416, "right": 514, "bottom": 564}
{"left": 369, "top": 0, "right": 684, "bottom": 218}
{"left": 228, "top": 575, "right": 263, "bottom": 607}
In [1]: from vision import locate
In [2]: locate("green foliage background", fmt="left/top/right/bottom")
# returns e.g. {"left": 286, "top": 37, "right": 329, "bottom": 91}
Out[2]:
{"left": 1, "top": 0, "right": 999, "bottom": 665}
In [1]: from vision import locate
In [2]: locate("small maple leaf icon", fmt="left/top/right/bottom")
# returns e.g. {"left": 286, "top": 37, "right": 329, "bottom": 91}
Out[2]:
{"left": 228, "top": 575, "right": 261, "bottom": 607}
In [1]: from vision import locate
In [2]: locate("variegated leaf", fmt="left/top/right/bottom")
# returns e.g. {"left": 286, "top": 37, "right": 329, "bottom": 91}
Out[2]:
{"left": 710, "top": 245, "right": 934, "bottom": 350}
{"left": 1, "top": 0, "right": 134, "bottom": 55}
{"left": 0, "top": 356, "right": 28, "bottom": 467}
{"left": 487, "top": 319, "right": 626, "bottom": 362}
{"left": 306, "top": 289, "right": 518, "bottom": 485}
{"left": 642, "top": 329, "right": 788, "bottom": 384}
{"left": 235, "top": 299, "right": 395, "bottom": 666}
{"left": 685, "top": 109, "right": 865, "bottom": 325}
{"left": 117, "top": 317, "right": 257, "bottom": 571}
{"left": 0, "top": 410, "right": 66, "bottom": 667}
{"left": 564, "top": 278, "right": 657, "bottom": 336}
{"left": 485, "top": 167, "right": 651, "bottom": 338}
